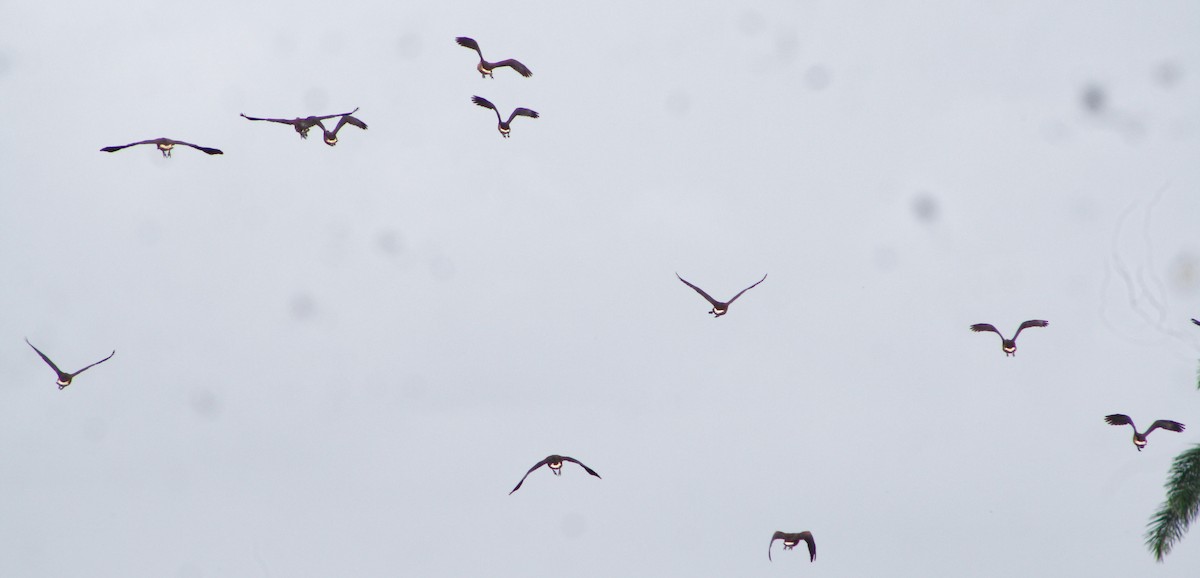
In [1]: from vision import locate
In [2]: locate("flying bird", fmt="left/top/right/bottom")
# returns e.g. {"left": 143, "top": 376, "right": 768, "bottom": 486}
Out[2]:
{"left": 26, "top": 338, "right": 115, "bottom": 390}
{"left": 100, "top": 138, "right": 223, "bottom": 158}
{"left": 455, "top": 36, "right": 532, "bottom": 78}
{"left": 968, "top": 320, "right": 1048, "bottom": 356}
{"left": 471, "top": 96, "right": 538, "bottom": 138}
{"left": 676, "top": 273, "right": 767, "bottom": 317}
{"left": 1104, "top": 414, "right": 1185, "bottom": 451}
{"left": 322, "top": 114, "right": 368, "bottom": 146}
{"left": 240, "top": 108, "right": 361, "bottom": 140}
{"left": 769, "top": 531, "right": 816, "bottom": 562}
{"left": 509, "top": 455, "right": 601, "bottom": 494}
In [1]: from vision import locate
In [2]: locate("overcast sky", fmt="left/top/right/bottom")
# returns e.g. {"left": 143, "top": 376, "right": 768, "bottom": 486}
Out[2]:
{"left": 2, "top": 1, "right": 1200, "bottom": 576}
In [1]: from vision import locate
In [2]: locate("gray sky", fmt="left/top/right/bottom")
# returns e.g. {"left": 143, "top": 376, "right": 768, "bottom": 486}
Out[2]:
{"left": 2, "top": 1, "right": 1200, "bottom": 576}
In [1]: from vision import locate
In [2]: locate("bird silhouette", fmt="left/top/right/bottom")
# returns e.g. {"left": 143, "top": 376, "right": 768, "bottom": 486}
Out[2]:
{"left": 101, "top": 138, "right": 222, "bottom": 158}
{"left": 321, "top": 114, "right": 368, "bottom": 146}
{"left": 1104, "top": 414, "right": 1185, "bottom": 451}
{"left": 471, "top": 96, "right": 538, "bottom": 138}
{"left": 676, "top": 273, "right": 767, "bottom": 317}
{"left": 969, "top": 320, "right": 1048, "bottom": 356}
{"left": 509, "top": 455, "right": 601, "bottom": 494}
{"left": 240, "top": 108, "right": 360, "bottom": 140}
{"left": 26, "top": 338, "right": 115, "bottom": 389}
{"left": 769, "top": 531, "right": 816, "bottom": 562}
{"left": 456, "top": 37, "right": 532, "bottom": 78}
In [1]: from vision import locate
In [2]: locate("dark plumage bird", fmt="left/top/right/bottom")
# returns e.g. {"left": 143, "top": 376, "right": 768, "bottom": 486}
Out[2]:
{"left": 100, "top": 138, "right": 222, "bottom": 158}
{"left": 455, "top": 37, "right": 532, "bottom": 78}
{"left": 1104, "top": 414, "right": 1185, "bottom": 451}
{"left": 240, "top": 108, "right": 361, "bottom": 140}
{"left": 676, "top": 273, "right": 767, "bottom": 317}
{"left": 968, "top": 320, "right": 1048, "bottom": 356}
{"left": 322, "top": 114, "right": 368, "bottom": 146}
{"left": 471, "top": 96, "right": 538, "bottom": 138}
{"left": 509, "top": 455, "right": 601, "bottom": 494}
{"left": 769, "top": 531, "right": 816, "bottom": 562}
{"left": 26, "top": 338, "right": 115, "bottom": 390}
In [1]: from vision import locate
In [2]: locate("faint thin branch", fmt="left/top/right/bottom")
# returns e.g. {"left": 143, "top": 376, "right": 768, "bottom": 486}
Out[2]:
{"left": 1100, "top": 182, "right": 1189, "bottom": 347}
{"left": 1136, "top": 184, "right": 1169, "bottom": 324}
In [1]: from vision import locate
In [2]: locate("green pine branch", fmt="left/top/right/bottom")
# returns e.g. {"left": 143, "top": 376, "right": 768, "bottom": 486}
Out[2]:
{"left": 1146, "top": 445, "right": 1200, "bottom": 561}
{"left": 1144, "top": 363, "right": 1200, "bottom": 561}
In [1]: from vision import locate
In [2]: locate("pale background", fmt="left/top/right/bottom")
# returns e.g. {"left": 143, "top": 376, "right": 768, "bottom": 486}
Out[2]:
{"left": 1, "top": 1, "right": 1199, "bottom": 576}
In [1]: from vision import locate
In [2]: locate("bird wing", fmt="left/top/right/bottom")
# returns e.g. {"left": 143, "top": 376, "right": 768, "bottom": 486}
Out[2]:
{"left": 239, "top": 114, "right": 296, "bottom": 125}
{"left": 797, "top": 531, "right": 816, "bottom": 562}
{"left": 1192, "top": 318, "right": 1200, "bottom": 326}
{"left": 1104, "top": 414, "right": 1136, "bottom": 431}
{"left": 493, "top": 59, "right": 532, "bottom": 77}
{"left": 769, "top": 531, "right": 785, "bottom": 561}
{"left": 174, "top": 141, "right": 224, "bottom": 155}
{"left": 26, "top": 338, "right": 65, "bottom": 377}
{"left": 969, "top": 323, "right": 1003, "bottom": 338}
{"left": 509, "top": 457, "right": 550, "bottom": 495}
{"left": 336, "top": 115, "right": 368, "bottom": 131}
{"left": 471, "top": 96, "right": 503, "bottom": 123}
{"left": 71, "top": 350, "right": 115, "bottom": 377}
{"left": 1146, "top": 420, "right": 1186, "bottom": 436}
{"left": 455, "top": 36, "right": 483, "bottom": 57}
{"left": 1012, "top": 319, "right": 1049, "bottom": 340}
{"left": 726, "top": 274, "right": 768, "bottom": 305}
{"left": 676, "top": 273, "right": 720, "bottom": 307}
{"left": 100, "top": 139, "right": 159, "bottom": 152}
{"left": 561, "top": 456, "right": 601, "bottom": 479}
{"left": 312, "top": 108, "right": 360, "bottom": 122}
{"left": 506, "top": 108, "right": 539, "bottom": 124}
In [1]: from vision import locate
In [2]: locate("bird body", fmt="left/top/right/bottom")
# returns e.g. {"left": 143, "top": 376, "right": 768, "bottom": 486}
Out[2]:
{"left": 769, "top": 531, "right": 816, "bottom": 562}
{"left": 676, "top": 273, "right": 767, "bottom": 317}
{"left": 471, "top": 96, "right": 538, "bottom": 138}
{"left": 456, "top": 37, "right": 532, "bottom": 78}
{"left": 969, "top": 320, "right": 1048, "bottom": 356}
{"left": 1104, "top": 414, "right": 1185, "bottom": 451}
{"left": 101, "top": 138, "right": 222, "bottom": 157}
{"left": 509, "top": 455, "right": 601, "bottom": 494}
{"left": 26, "top": 338, "right": 115, "bottom": 389}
